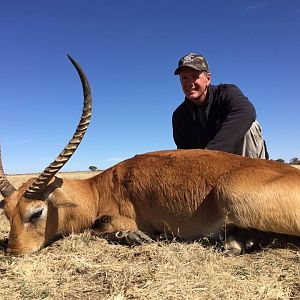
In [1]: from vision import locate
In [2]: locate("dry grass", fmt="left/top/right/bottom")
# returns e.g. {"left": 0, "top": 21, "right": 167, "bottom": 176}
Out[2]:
{"left": 0, "top": 171, "right": 299, "bottom": 300}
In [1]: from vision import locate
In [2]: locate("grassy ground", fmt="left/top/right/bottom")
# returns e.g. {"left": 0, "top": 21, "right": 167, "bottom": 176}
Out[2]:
{"left": 0, "top": 171, "right": 299, "bottom": 300}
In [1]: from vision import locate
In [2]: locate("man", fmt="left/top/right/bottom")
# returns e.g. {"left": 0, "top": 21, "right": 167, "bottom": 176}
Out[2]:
{"left": 172, "top": 52, "right": 268, "bottom": 159}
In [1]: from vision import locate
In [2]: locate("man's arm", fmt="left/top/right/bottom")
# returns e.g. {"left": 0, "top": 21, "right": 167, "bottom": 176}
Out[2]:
{"left": 172, "top": 108, "right": 189, "bottom": 149}
{"left": 172, "top": 118, "right": 186, "bottom": 149}
{"left": 206, "top": 85, "right": 256, "bottom": 153}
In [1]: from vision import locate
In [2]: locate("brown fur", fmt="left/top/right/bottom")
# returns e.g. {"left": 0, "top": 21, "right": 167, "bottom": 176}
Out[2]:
{"left": 2, "top": 149, "right": 300, "bottom": 254}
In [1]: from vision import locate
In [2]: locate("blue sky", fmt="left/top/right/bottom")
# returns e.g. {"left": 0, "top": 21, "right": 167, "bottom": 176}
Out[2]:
{"left": 0, "top": 0, "right": 299, "bottom": 174}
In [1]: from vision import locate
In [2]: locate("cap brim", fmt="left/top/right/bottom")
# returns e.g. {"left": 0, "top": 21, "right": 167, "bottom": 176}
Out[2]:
{"left": 174, "top": 64, "right": 206, "bottom": 75}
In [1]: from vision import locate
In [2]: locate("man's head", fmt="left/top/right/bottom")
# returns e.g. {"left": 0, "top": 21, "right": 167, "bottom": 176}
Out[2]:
{"left": 174, "top": 53, "right": 209, "bottom": 75}
{"left": 174, "top": 53, "right": 211, "bottom": 104}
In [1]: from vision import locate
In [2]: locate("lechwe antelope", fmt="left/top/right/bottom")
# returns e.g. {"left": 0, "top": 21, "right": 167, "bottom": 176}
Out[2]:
{"left": 0, "top": 56, "right": 300, "bottom": 256}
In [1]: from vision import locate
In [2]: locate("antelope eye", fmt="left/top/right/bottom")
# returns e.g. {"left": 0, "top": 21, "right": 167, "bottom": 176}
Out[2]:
{"left": 29, "top": 209, "right": 43, "bottom": 223}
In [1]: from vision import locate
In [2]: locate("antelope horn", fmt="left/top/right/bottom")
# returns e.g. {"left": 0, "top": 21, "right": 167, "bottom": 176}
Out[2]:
{"left": 0, "top": 147, "right": 16, "bottom": 198}
{"left": 24, "top": 55, "right": 92, "bottom": 199}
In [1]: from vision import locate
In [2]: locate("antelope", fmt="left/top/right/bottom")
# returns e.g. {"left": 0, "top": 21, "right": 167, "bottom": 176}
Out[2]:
{"left": 0, "top": 56, "right": 299, "bottom": 256}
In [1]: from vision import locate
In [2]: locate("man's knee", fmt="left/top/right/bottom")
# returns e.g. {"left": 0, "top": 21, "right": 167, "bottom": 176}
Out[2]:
{"left": 235, "top": 121, "right": 268, "bottom": 159}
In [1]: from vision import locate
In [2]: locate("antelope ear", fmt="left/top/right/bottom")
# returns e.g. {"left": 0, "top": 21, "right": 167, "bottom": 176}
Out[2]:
{"left": 1, "top": 194, "right": 18, "bottom": 221}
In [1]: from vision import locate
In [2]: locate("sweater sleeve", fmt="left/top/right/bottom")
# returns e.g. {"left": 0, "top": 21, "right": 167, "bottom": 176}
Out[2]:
{"left": 206, "top": 85, "right": 256, "bottom": 152}
{"left": 172, "top": 111, "right": 187, "bottom": 149}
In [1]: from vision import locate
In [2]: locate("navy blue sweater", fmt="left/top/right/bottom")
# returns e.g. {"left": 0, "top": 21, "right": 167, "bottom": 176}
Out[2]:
{"left": 172, "top": 84, "right": 256, "bottom": 152}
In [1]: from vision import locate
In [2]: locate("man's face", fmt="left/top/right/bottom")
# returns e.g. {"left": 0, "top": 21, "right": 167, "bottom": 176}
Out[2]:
{"left": 179, "top": 67, "right": 211, "bottom": 104}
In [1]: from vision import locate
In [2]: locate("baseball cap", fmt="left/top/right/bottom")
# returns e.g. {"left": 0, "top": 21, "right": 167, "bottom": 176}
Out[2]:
{"left": 174, "top": 53, "right": 209, "bottom": 75}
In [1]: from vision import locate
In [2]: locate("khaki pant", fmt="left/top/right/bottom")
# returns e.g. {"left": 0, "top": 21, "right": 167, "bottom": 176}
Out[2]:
{"left": 235, "top": 121, "right": 268, "bottom": 159}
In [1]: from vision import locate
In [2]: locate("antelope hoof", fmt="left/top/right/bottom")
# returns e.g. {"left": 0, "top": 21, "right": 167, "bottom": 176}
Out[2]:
{"left": 223, "top": 239, "right": 243, "bottom": 256}
{"left": 115, "top": 230, "right": 153, "bottom": 246}
{"left": 223, "top": 248, "right": 242, "bottom": 256}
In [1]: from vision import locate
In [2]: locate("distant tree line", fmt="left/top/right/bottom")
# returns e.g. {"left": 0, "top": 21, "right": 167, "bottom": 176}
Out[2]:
{"left": 89, "top": 165, "right": 99, "bottom": 171}
{"left": 275, "top": 157, "right": 300, "bottom": 165}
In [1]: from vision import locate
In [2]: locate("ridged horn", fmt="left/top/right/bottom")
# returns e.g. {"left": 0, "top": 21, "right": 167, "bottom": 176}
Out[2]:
{"left": 0, "top": 147, "right": 16, "bottom": 198}
{"left": 24, "top": 55, "right": 92, "bottom": 199}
